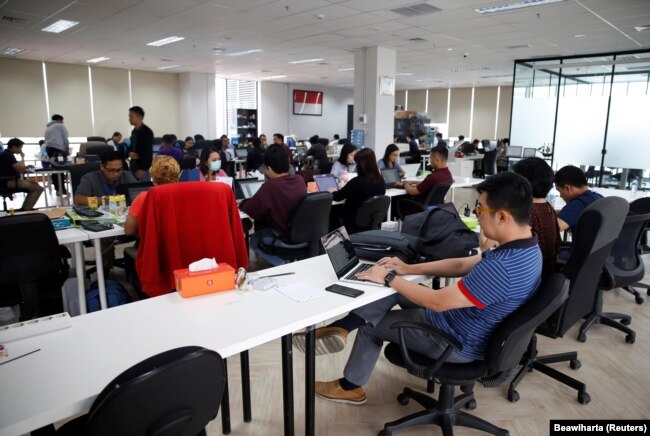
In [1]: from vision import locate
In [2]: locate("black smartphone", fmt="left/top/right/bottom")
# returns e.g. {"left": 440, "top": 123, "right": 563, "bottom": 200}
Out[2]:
{"left": 325, "top": 284, "right": 364, "bottom": 298}
{"left": 80, "top": 221, "right": 113, "bottom": 232}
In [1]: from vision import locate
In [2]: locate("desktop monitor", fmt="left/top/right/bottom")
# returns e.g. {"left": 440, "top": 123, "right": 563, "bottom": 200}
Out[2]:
{"left": 380, "top": 168, "right": 400, "bottom": 188}
{"left": 522, "top": 147, "right": 537, "bottom": 158}
{"left": 313, "top": 174, "right": 339, "bottom": 192}
{"left": 235, "top": 148, "right": 248, "bottom": 159}
{"left": 505, "top": 146, "right": 523, "bottom": 158}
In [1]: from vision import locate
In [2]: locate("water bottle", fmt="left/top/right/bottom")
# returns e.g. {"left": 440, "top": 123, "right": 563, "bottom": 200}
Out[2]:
{"left": 630, "top": 179, "right": 638, "bottom": 194}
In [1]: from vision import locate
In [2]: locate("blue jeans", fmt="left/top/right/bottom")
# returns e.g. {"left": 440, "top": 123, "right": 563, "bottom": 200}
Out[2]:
{"left": 343, "top": 293, "right": 472, "bottom": 386}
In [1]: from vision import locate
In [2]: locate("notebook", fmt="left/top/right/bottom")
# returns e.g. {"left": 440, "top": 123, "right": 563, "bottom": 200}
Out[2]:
{"left": 314, "top": 174, "right": 339, "bottom": 192}
{"left": 321, "top": 226, "right": 383, "bottom": 287}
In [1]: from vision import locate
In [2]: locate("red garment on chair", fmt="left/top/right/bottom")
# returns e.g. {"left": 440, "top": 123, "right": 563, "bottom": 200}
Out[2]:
{"left": 136, "top": 182, "right": 249, "bottom": 297}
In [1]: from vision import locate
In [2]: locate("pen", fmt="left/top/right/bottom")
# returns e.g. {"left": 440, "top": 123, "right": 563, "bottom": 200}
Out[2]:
{"left": 0, "top": 348, "right": 41, "bottom": 366}
{"left": 258, "top": 272, "right": 295, "bottom": 279}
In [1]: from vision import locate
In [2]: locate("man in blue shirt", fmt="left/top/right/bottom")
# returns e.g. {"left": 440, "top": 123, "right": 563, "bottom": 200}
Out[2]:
{"left": 555, "top": 165, "right": 603, "bottom": 234}
{"left": 0, "top": 138, "right": 44, "bottom": 210}
{"left": 436, "top": 132, "right": 448, "bottom": 148}
{"left": 295, "top": 172, "right": 542, "bottom": 404}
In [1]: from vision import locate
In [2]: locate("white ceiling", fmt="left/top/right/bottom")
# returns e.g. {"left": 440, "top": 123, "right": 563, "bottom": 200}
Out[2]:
{"left": 1, "top": 0, "right": 649, "bottom": 89}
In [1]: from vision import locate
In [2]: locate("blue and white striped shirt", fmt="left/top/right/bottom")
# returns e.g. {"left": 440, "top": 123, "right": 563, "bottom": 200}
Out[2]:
{"left": 426, "top": 236, "right": 542, "bottom": 360}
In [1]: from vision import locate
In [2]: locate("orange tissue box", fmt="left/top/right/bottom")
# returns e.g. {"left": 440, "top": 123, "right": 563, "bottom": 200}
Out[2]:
{"left": 174, "top": 263, "right": 236, "bottom": 298}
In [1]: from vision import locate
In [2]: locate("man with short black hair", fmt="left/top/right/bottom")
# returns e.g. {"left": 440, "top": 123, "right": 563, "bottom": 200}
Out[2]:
{"left": 302, "top": 172, "right": 542, "bottom": 405}
{"left": 157, "top": 134, "right": 183, "bottom": 163}
{"left": 220, "top": 134, "right": 233, "bottom": 150}
{"left": 406, "top": 133, "right": 420, "bottom": 164}
{"left": 127, "top": 105, "right": 154, "bottom": 181}
{"left": 106, "top": 132, "right": 122, "bottom": 150}
{"left": 44, "top": 114, "right": 70, "bottom": 195}
{"left": 555, "top": 165, "right": 603, "bottom": 233}
{"left": 273, "top": 132, "right": 293, "bottom": 167}
{"left": 74, "top": 151, "right": 137, "bottom": 206}
{"left": 240, "top": 144, "right": 305, "bottom": 242}
{"left": 0, "top": 138, "right": 43, "bottom": 210}
{"left": 436, "top": 132, "right": 447, "bottom": 148}
{"left": 404, "top": 146, "right": 453, "bottom": 203}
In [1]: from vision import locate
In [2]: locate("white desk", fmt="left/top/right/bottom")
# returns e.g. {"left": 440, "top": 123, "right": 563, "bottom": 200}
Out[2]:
{"left": 591, "top": 187, "right": 648, "bottom": 203}
{"left": 0, "top": 255, "right": 409, "bottom": 436}
{"left": 55, "top": 228, "right": 91, "bottom": 315}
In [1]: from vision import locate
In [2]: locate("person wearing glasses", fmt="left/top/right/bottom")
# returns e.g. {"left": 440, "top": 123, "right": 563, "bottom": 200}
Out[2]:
{"left": 74, "top": 151, "right": 137, "bottom": 206}
{"left": 293, "top": 172, "right": 542, "bottom": 405}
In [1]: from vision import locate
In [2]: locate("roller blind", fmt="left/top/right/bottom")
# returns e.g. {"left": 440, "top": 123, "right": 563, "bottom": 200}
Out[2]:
{"left": 91, "top": 66, "right": 130, "bottom": 139}
{"left": 427, "top": 89, "right": 448, "bottom": 123}
{"left": 0, "top": 58, "right": 47, "bottom": 136}
{"left": 394, "top": 90, "right": 406, "bottom": 109}
{"left": 407, "top": 89, "right": 426, "bottom": 113}
{"left": 472, "top": 87, "right": 498, "bottom": 139}
{"left": 497, "top": 86, "right": 513, "bottom": 138}
{"left": 131, "top": 70, "right": 180, "bottom": 137}
{"left": 45, "top": 62, "right": 92, "bottom": 137}
{"left": 449, "top": 88, "right": 472, "bottom": 137}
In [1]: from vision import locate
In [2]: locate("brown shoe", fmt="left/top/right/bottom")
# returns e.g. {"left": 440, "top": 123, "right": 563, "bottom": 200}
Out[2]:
{"left": 293, "top": 326, "right": 348, "bottom": 355}
{"left": 315, "top": 380, "right": 367, "bottom": 405}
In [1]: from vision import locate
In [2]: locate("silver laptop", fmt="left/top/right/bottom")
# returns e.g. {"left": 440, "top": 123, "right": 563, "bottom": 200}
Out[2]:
{"left": 239, "top": 179, "right": 265, "bottom": 199}
{"left": 321, "top": 226, "right": 383, "bottom": 287}
{"left": 314, "top": 174, "right": 339, "bottom": 192}
{"left": 401, "top": 163, "right": 420, "bottom": 179}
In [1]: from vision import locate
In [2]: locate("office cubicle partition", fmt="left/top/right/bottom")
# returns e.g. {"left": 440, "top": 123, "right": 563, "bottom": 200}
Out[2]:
{"left": 509, "top": 49, "right": 650, "bottom": 189}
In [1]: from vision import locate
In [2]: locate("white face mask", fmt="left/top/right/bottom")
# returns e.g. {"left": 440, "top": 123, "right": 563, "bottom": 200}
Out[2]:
{"left": 210, "top": 160, "right": 222, "bottom": 172}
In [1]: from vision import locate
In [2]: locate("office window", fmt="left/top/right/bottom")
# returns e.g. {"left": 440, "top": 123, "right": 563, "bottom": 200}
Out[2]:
{"left": 226, "top": 80, "right": 257, "bottom": 137}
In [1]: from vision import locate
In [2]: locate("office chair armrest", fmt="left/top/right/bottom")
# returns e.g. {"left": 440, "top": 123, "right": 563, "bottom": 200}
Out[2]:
{"left": 390, "top": 321, "right": 462, "bottom": 380}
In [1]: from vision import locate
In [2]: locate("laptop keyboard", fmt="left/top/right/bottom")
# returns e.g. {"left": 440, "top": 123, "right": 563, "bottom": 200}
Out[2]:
{"left": 350, "top": 263, "right": 373, "bottom": 281}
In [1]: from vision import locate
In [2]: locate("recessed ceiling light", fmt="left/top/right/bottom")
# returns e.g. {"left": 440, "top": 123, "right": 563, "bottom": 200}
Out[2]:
{"left": 1, "top": 47, "right": 24, "bottom": 56}
{"left": 338, "top": 67, "right": 354, "bottom": 72}
{"left": 147, "top": 36, "right": 185, "bottom": 47}
{"left": 87, "top": 57, "right": 110, "bottom": 63}
{"left": 573, "top": 34, "right": 585, "bottom": 38}
{"left": 475, "top": 0, "right": 565, "bottom": 14}
{"left": 41, "top": 19, "right": 79, "bottom": 33}
{"left": 396, "top": 72, "right": 414, "bottom": 76}
{"left": 157, "top": 64, "right": 181, "bottom": 70}
{"left": 447, "top": 48, "right": 454, "bottom": 51}
{"left": 229, "top": 72, "right": 254, "bottom": 77}
{"left": 262, "top": 74, "right": 288, "bottom": 80}
{"left": 288, "top": 58, "right": 323, "bottom": 64}
{"left": 634, "top": 25, "right": 650, "bottom": 32}
{"left": 226, "top": 49, "right": 262, "bottom": 57}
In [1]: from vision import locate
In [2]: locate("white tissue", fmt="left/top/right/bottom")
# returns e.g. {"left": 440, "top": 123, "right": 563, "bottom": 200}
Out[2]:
{"left": 189, "top": 257, "right": 218, "bottom": 272}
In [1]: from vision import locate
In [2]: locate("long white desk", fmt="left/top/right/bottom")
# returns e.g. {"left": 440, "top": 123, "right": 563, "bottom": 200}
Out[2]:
{"left": 0, "top": 255, "right": 407, "bottom": 436}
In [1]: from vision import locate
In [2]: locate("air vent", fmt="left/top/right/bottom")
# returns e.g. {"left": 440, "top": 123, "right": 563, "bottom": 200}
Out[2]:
{"left": 212, "top": 47, "right": 227, "bottom": 53}
{"left": 624, "top": 65, "right": 650, "bottom": 71}
{"left": 1, "top": 16, "right": 26, "bottom": 23}
{"left": 506, "top": 44, "right": 530, "bottom": 49}
{"left": 408, "top": 37, "right": 427, "bottom": 42}
{"left": 616, "top": 54, "right": 640, "bottom": 61}
{"left": 390, "top": 3, "right": 441, "bottom": 17}
{"left": 451, "top": 66, "right": 489, "bottom": 73}
{"left": 634, "top": 25, "right": 650, "bottom": 32}
{"left": 318, "top": 62, "right": 329, "bottom": 65}
{"left": 160, "top": 58, "right": 174, "bottom": 62}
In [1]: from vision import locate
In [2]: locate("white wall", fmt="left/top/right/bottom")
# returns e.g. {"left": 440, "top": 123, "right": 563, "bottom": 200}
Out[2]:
{"left": 259, "top": 81, "right": 352, "bottom": 140}
{"left": 179, "top": 72, "right": 217, "bottom": 140}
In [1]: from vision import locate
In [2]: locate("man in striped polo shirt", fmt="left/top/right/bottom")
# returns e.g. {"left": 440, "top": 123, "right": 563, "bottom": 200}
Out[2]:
{"left": 308, "top": 171, "right": 542, "bottom": 405}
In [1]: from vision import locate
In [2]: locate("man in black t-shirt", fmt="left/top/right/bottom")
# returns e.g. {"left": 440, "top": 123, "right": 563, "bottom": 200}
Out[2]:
{"left": 128, "top": 105, "right": 154, "bottom": 181}
{"left": 0, "top": 138, "right": 43, "bottom": 210}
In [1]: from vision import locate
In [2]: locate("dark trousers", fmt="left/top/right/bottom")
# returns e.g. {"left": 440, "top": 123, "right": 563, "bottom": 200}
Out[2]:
{"left": 46, "top": 147, "right": 68, "bottom": 194}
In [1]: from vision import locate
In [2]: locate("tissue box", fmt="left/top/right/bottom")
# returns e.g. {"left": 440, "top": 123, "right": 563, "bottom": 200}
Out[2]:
{"left": 174, "top": 263, "right": 236, "bottom": 298}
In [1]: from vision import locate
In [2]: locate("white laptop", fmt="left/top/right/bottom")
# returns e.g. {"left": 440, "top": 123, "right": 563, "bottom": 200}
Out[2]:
{"left": 401, "top": 164, "right": 420, "bottom": 179}
{"left": 214, "top": 176, "right": 234, "bottom": 189}
{"left": 321, "top": 226, "right": 383, "bottom": 287}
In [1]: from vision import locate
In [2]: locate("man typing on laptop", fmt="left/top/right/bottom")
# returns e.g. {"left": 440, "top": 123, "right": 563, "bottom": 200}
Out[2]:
{"left": 293, "top": 172, "right": 543, "bottom": 405}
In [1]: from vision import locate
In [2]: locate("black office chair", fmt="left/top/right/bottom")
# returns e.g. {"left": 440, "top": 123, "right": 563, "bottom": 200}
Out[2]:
{"left": 396, "top": 199, "right": 425, "bottom": 221}
{"left": 297, "top": 169, "right": 320, "bottom": 184}
{"left": 628, "top": 197, "right": 650, "bottom": 294}
{"left": 55, "top": 346, "right": 225, "bottom": 436}
{"left": 379, "top": 274, "right": 569, "bottom": 436}
{"left": 86, "top": 136, "right": 106, "bottom": 142}
{"left": 422, "top": 181, "right": 453, "bottom": 207}
{"left": 507, "top": 197, "right": 628, "bottom": 404}
{"left": 79, "top": 141, "right": 110, "bottom": 156}
{"left": 69, "top": 162, "right": 101, "bottom": 196}
{"left": 0, "top": 176, "right": 30, "bottom": 211}
{"left": 84, "top": 145, "right": 114, "bottom": 160}
{"left": 0, "top": 214, "right": 69, "bottom": 320}
{"left": 181, "top": 156, "right": 198, "bottom": 170}
{"left": 354, "top": 195, "right": 390, "bottom": 232}
{"left": 482, "top": 150, "right": 497, "bottom": 177}
{"left": 257, "top": 192, "right": 332, "bottom": 262}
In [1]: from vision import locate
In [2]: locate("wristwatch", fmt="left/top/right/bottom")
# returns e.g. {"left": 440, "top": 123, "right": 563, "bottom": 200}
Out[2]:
{"left": 384, "top": 270, "right": 396, "bottom": 287}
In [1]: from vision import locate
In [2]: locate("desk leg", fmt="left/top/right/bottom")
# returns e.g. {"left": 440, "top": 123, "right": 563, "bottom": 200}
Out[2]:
{"left": 451, "top": 186, "right": 456, "bottom": 203}
{"left": 305, "top": 325, "right": 316, "bottom": 436}
{"left": 73, "top": 242, "right": 87, "bottom": 315}
{"left": 281, "top": 334, "right": 294, "bottom": 436}
{"left": 241, "top": 350, "right": 252, "bottom": 422}
{"left": 92, "top": 239, "right": 108, "bottom": 310}
{"left": 221, "top": 358, "right": 231, "bottom": 434}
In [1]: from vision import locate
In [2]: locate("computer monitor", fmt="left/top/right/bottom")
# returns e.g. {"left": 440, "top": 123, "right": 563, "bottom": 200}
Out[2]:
{"left": 522, "top": 147, "right": 537, "bottom": 158}
{"left": 380, "top": 168, "right": 400, "bottom": 188}
{"left": 505, "top": 146, "right": 523, "bottom": 158}
{"left": 488, "top": 140, "right": 498, "bottom": 151}
{"left": 313, "top": 174, "right": 339, "bottom": 192}
{"left": 117, "top": 182, "right": 154, "bottom": 206}
{"left": 237, "top": 179, "right": 265, "bottom": 199}
{"left": 235, "top": 148, "right": 248, "bottom": 159}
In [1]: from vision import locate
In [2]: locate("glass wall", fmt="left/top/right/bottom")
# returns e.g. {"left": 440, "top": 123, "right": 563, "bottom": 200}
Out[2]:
{"left": 510, "top": 50, "right": 650, "bottom": 189}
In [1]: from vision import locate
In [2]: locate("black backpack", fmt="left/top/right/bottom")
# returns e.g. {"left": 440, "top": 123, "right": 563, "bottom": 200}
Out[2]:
{"left": 401, "top": 203, "right": 479, "bottom": 261}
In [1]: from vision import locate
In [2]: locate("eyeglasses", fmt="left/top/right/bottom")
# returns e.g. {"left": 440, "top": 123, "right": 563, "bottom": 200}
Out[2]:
{"left": 475, "top": 205, "right": 499, "bottom": 217}
{"left": 103, "top": 167, "right": 123, "bottom": 174}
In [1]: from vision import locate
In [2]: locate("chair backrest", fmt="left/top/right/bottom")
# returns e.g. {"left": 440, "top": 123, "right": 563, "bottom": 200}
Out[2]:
{"left": 297, "top": 169, "right": 320, "bottom": 184}
{"left": 79, "top": 141, "right": 110, "bottom": 156}
{"left": 397, "top": 198, "right": 425, "bottom": 221}
{"left": 483, "top": 150, "right": 497, "bottom": 176}
{"left": 355, "top": 195, "right": 390, "bottom": 230}
{"left": 153, "top": 136, "right": 163, "bottom": 145}
{"left": 485, "top": 274, "right": 569, "bottom": 374}
{"left": 629, "top": 197, "right": 650, "bottom": 215}
{"left": 423, "top": 181, "right": 453, "bottom": 206}
{"left": 179, "top": 168, "right": 201, "bottom": 182}
{"left": 180, "top": 156, "right": 197, "bottom": 170}
{"left": 553, "top": 197, "right": 629, "bottom": 335}
{"left": 84, "top": 145, "right": 114, "bottom": 159}
{"left": 69, "top": 162, "right": 101, "bottom": 195}
{"left": 287, "top": 192, "right": 332, "bottom": 255}
{"left": 85, "top": 346, "right": 225, "bottom": 436}
{"left": 86, "top": 136, "right": 106, "bottom": 142}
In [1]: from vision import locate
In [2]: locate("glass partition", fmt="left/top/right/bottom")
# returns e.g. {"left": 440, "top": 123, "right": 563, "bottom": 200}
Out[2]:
{"left": 509, "top": 50, "right": 650, "bottom": 189}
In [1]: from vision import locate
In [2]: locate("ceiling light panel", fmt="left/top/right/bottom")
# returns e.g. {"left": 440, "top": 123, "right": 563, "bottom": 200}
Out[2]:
{"left": 225, "top": 48, "right": 263, "bottom": 56}
{"left": 475, "top": 0, "right": 566, "bottom": 15}
{"left": 147, "top": 36, "right": 185, "bottom": 47}
{"left": 157, "top": 64, "right": 181, "bottom": 70}
{"left": 288, "top": 58, "right": 324, "bottom": 64}
{"left": 86, "top": 57, "right": 110, "bottom": 63}
{"left": 1, "top": 47, "right": 24, "bottom": 56}
{"left": 41, "top": 19, "right": 79, "bottom": 33}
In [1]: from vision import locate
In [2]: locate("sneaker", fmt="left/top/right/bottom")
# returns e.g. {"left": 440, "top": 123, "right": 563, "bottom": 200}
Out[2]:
{"left": 315, "top": 380, "right": 367, "bottom": 405}
{"left": 293, "top": 326, "right": 348, "bottom": 355}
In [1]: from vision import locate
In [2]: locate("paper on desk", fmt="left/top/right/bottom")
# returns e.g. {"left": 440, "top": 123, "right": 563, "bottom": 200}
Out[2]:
{"left": 276, "top": 283, "right": 327, "bottom": 303}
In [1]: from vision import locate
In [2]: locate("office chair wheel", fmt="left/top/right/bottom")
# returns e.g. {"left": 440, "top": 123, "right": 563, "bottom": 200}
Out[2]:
{"left": 620, "top": 318, "right": 632, "bottom": 326}
{"left": 625, "top": 333, "right": 635, "bottom": 344}
{"left": 634, "top": 296, "right": 644, "bottom": 305}
{"left": 396, "top": 393, "right": 410, "bottom": 406}
{"left": 507, "top": 390, "right": 520, "bottom": 403}
{"left": 578, "top": 392, "right": 591, "bottom": 405}
{"left": 378, "top": 430, "right": 392, "bottom": 436}
{"left": 577, "top": 332, "right": 587, "bottom": 343}
{"left": 466, "top": 399, "right": 477, "bottom": 410}
{"left": 569, "top": 359, "right": 581, "bottom": 370}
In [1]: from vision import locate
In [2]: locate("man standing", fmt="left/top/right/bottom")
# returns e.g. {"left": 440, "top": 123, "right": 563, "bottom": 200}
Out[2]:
{"left": 0, "top": 138, "right": 44, "bottom": 210}
{"left": 128, "top": 106, "right": 154, "bottom": 181}
{"left": 44, "top": 114, "right": 69, "bottom": 196}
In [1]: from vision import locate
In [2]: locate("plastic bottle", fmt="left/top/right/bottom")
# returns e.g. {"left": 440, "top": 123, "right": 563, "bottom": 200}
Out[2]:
{"left": 630, "top": 179, "right": 638, "bottom": 194}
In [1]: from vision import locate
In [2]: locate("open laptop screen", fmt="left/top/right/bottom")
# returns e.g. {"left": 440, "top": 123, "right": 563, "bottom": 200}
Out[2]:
{"left": 505, "top": 146, "right": 523, "bottom": 158}
{"left": 235, "top": 148, "right": 248, "bottom": 159}
{"left": 321, "top": 227, "right": 358, "bottom": 278}
{"left": 381, "top": 168, "right": 400, "bottom": 186}
{"left": 239, "top": 180, "right": 265, "bottom": 199}
{"left": 314, "top": 174, "right": 339, "bottom": 192}
{"left": 522, "top": 147, "right": 536, "bottom": 158}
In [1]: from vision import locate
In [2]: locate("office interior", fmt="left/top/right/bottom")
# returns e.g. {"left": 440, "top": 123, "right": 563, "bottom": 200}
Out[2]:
{"left": 1, "top": 0, "right": 650, "bottom": 435}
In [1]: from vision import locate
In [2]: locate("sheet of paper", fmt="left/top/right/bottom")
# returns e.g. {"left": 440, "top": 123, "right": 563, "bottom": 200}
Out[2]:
{"left": 275, "top": 283, "right": 327, "bottom": 303}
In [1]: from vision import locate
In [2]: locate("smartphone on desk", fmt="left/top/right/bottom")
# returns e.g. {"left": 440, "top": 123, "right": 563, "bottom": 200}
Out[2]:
{"left": 325, "top": 284, "right": 364, "bottom": 298}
